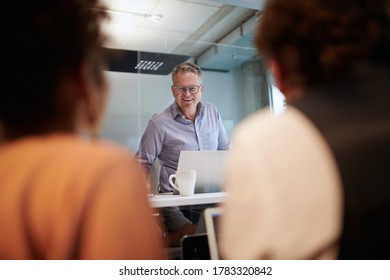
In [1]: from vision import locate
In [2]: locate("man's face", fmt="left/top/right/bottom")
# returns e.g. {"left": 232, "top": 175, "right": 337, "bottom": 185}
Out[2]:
{"left": 171, "top": 71, "right": 203, "bottom": 112}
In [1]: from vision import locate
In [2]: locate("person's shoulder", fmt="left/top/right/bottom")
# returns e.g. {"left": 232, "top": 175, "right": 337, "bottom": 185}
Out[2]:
{"left": 149, "top": 103, "right": 174, "bottom": 122}
{"left": 202, "top": 101, "right": 217, "bottom": 109}
{"left": 86, "top": 139, "right": 134, "bottom": 162}
{"left": 52, "top": 135, "right": 133, "bottom": 165}
{"left": 232, "top": 107, "right": 307, "bottom": 142}
{"left": 67, "top": 137, "right": 145, "bottom": 182}
{"left": 5, "top": 134, "right": 137, "bottom": 177}
{"left": 201, "top": 102, "right": 220, "bottom": 113}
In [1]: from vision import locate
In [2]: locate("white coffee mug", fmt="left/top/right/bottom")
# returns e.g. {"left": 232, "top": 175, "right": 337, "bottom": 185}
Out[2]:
{"left": 168, "top": 169, "right": 197, "bottom": 196}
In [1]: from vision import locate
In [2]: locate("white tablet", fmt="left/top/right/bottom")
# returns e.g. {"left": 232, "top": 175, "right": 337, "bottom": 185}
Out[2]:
{"left": 204, "top": 207, "right": 223, "bottom": 260}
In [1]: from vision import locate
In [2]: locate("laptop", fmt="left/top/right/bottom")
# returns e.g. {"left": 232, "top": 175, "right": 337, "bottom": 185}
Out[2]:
{"left": 204, "top": 207, "right": 223, "bottom": 260}
{"left": 176, "top": 150, "right": 228, "bottom": 193}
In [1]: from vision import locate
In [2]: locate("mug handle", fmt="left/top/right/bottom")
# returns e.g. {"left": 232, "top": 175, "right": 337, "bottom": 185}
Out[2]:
{"left": 168, "top": 174, "right": 180, "bottom": 192}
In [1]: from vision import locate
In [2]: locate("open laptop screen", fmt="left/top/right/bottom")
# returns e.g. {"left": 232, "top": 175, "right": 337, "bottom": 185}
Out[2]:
{"left": 177, "top": 150, "right": 228, "bottom": 193}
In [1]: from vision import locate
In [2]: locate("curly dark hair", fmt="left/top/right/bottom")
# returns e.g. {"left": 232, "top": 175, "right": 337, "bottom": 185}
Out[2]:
{"left": 256, "top": 0, "right": 390, "bottom": 88}
{"left": 0, "top": 0, "right": 109, "bottom": 123}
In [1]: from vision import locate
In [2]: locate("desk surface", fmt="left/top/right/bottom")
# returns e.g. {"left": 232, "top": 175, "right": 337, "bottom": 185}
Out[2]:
{"left": 149, "top": 192, "right": 226, "bottom": 208}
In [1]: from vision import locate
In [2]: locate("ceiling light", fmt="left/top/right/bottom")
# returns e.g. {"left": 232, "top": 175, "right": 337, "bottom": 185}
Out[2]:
{"left": 147, "top": 14, "right": 163, "bottom": 23}
{"left": 103, "top": 9, "right": 163, "bottom": 23}
{"left": 135, "top": 60, "right": 164, "bottom": 71}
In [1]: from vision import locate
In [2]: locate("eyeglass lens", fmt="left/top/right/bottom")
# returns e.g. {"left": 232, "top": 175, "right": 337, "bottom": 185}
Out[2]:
{"left": 175, "top": 86, "right": 200, "bottom": 94}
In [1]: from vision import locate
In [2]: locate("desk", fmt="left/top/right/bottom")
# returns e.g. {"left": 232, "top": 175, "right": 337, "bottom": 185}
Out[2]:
{"left": 149, "top": 192, "right": 226, "bottom": 208}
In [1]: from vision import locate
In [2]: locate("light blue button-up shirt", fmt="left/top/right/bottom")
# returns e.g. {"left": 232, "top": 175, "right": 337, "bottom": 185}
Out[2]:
{"left": 137, "top": 101, "right": 230, "bottom": 193}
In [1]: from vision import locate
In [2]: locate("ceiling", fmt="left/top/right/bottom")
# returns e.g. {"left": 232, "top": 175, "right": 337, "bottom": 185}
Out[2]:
{"left": 102, "top": 0, "right": 266, "bottom": 73}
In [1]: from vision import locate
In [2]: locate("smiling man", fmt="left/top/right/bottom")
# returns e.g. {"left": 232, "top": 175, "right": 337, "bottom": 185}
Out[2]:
{"left": 136, "top": 62, "right": 230, "bottom": 247}
{"left": 171, "top": 67, "right": 204, "bottom": 122}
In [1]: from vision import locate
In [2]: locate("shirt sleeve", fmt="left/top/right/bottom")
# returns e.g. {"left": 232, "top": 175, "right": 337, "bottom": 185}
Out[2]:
{"left": 217, "top": 112, "right": 230, "bottom": 150}
{"left": 136, "top": 119, "right": 164, "bottom": 174}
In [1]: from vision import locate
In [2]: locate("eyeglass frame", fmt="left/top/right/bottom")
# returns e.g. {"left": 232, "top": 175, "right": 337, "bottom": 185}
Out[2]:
{"left": 173, "top": 85, "right": 202, "bottom": 94}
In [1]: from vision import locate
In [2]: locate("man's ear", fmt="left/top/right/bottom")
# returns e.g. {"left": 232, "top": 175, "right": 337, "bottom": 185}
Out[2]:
{"left": 200, "top": 84, "right": 204, "bottom": 94}
{"left": 171, "top": 85, "right": 176, "bottom": 97}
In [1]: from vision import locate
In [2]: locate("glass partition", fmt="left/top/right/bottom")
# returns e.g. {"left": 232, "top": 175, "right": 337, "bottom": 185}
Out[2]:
{"left": 98, "top": 0, "right": 281, "bottom": 151}
{"left": 100, "top": 51, "right": 271, "bottom": 150}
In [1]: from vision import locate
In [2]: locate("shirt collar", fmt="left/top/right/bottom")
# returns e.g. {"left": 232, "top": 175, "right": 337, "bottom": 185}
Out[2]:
{"left": 172, "top": 101, "right": 205, "bottom": 124}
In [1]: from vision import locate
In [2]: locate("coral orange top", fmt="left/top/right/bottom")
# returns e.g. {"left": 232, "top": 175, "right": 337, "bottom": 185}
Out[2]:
{"left": 0, "top": 134, "right": 164, "bottom": 259}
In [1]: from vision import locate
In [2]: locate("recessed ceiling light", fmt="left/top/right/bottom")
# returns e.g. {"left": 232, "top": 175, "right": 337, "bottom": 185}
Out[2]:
{"left": 147, "top": 14, "right": 163, "bottom": 23}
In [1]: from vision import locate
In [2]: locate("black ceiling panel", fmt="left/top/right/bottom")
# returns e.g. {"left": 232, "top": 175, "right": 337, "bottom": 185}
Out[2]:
{"left": 106, "top": 48, "right": 190, "bottom": 75}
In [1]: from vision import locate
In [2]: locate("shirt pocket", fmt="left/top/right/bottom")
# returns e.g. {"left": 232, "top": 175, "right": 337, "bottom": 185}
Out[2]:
{"left": 198, "top": 128, "right": 219, "bottom": 150}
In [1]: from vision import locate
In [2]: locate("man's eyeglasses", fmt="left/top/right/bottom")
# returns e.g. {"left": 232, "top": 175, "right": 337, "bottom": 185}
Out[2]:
{"left": 174, "top": 85, "right": 201, "bottom": 94}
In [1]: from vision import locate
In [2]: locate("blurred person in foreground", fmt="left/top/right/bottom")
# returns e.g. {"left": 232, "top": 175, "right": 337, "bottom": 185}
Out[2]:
{"left": 0, "top": 0, "right": 164, "bottom": 259}
{"left": 220, "top": 0, "right": 390, "bottom": 259}
{"left": 136, "top": 62, "right": 230, "bottom": 246}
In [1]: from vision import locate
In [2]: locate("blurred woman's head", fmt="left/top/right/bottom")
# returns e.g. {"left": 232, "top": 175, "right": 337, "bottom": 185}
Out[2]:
{"left": 0, "top": 0, "right": 110, "bottom": 139}
{"left": 256, "top": 0, "right": 390, "bottom": 90}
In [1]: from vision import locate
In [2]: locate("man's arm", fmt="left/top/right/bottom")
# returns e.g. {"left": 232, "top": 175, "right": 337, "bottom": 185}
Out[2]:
{"left": 136, "top": 119, "right": 163, "bottom": 173}
{"left": 217, "top": 113, "right": 230, "bottom": 150}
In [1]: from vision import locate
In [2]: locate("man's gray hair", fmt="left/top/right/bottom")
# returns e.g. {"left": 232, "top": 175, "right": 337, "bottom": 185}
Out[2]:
{"left": 171, "top": 62, "right": 202, "bottom": 84}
